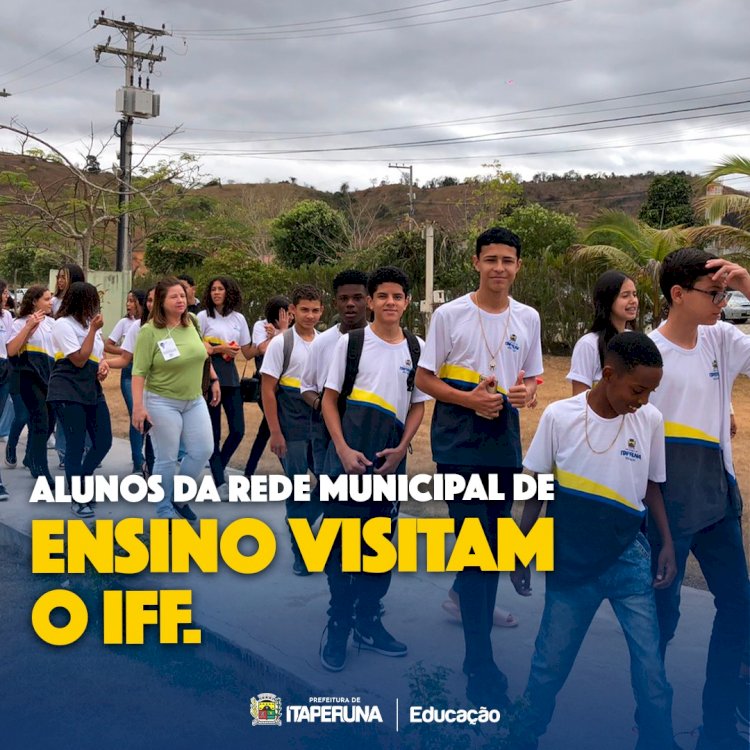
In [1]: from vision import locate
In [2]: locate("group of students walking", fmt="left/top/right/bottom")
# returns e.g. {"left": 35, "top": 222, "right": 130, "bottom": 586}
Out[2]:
{"left": 1, "top": 228, "right": 747, "bottom": 748}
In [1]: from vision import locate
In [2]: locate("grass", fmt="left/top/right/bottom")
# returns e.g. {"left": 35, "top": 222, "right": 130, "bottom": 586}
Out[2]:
{"left": 102, "top": 355, "right": 750, "bottom": 584}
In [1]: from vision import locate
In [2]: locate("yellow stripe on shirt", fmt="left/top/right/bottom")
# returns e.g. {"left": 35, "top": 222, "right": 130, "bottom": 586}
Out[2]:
{"left": 664, "top": 421, "right": 719, "bottom": 445}
{"left": 437, "top": 363, "right": 508, "bottom": 395}
{"left": 555, "top": 467, "right": 641, "bottom": 512}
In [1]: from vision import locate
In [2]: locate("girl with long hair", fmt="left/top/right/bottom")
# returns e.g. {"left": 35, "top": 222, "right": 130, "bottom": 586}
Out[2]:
{"left": 7, "top": 286, "right": 56, "bottom": 483}
{"left": 52, "top": 263, "right": 85, "bottom": 316}
{"left": 48, "top": 282, "right": 112, "bottom": 518}
{"left": 132, "top": 278, "right": 220, "bottom": 519}
{"left": 197, "top": 276, "right": 253, "bottom": 497}
{"left": 567, "top": 270, "right": 639, "bottom": 395}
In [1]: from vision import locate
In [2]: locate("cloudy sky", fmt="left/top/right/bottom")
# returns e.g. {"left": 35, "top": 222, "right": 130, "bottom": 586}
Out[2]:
{"left": 1, "top": 0, "right": 748, "bottom": 191}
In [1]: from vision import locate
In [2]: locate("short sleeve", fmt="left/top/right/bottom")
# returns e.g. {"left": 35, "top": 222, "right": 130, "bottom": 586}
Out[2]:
{"left": 52, "top": 318, "right": 84, "bottom": 357}
{"left": 252, "top": 320, "right": 268, "bottom": 346}
{"left": 523, "top": 406, "right": 556, "bottom": 475}
{"left": 300, "top": 338, "right": 321, "bottom": 394}
{"left": 108, "top": 317, "right": 127, "bottom": 344}
{"left": 648, "top": 410, "right": 667, "bottom": 484}
{"left": 121, "top": 323, "right": 140, "bottom": 355}
{"left": 418, "top": 306, "right": 452, "bottom": 374}
{"left": 259, "top": 332, "right": 284, "bottom": 379}
{"left": 10, "top": 317, "right": 25, "bottom": 340}
{"left": 324, "top": 335, "right": 348, "bottom": 394}
{"left": 132, "top": 325, "right": 155, "bottom": 377}
{"left": 723, "top": 321, "right": 750, "bottom": 379}
{"left": 566, "top": 335, "right": 599, "bottom": 387}
{"left": 196, "top": 310, "right": 208, "bottom": 335}
{"left": 521, "top": 310, "right": 544, "bottom": 378}
{"left": 410, "top": 337, "right": 432, "bottom": 404}
{"left": 236, "top": 313, "right": 251, "bottom": 347}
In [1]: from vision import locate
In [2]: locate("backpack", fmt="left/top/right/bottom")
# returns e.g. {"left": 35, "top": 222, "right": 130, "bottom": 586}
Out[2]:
{"left": 337, "top": 327, "right": 421, "bottom": 415}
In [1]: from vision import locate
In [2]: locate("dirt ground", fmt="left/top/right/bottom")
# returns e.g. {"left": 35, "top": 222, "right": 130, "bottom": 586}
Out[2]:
{"left": 102, "top": 355, "right": 750, "bottom": 585}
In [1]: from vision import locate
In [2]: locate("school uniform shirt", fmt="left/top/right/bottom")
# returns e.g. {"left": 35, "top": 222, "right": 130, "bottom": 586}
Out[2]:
{"left": 197, "top": 310, "right": 251, "bottom": 387}
{"left": 48, "top": 317, "right": 105, "bottom": 404}
{"left": 324, "top": 325, "right": 431, "bottom": 472}
{"left": 301, "top": 324, "right": 344, "bottom": 395}
{"left": 649, "top": 322, "right": 750, "bottom": 537}
{"left": 9, "top": 315, "right": 55, "bottom": 383}
{"left": 0, "top": 309, "right": 13, "bottom": 359}
{"left": 252, "top": 320, "right": 268, "bottom": 347}
{"left": 51, "top": 297, "right": 63, "bottom": 316}
{"left": 108, "top": 316, "right": 139, "bottom": 346}
{"left": 524, "top": 392, "right": 666, "bottom": 587}
{"left": 121, "top": 320, "right": 141, "bottom": 355}
{"left": 420, "top": 294, "right": 543, "bottom": 468}
{"left": 260, "top": 327, "right": 318, "bottom": 441}
{"left": 132, "top": 321, "right": 208, "bottom": 402}
{"left": 566, "top": 332, "right": 603, "bottom": 387}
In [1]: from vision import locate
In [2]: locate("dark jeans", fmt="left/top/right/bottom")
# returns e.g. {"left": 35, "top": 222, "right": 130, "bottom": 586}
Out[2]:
{"left": 7, "top": 390, "right": 29, "bottom": 461}
{"left": 649, "top": 512, "right": 750, "bottom": 739}
{"left": 120, "top": 364, "right": 143, "bottom": 468}
{"left": 439, "top": 463, "right": 516, "bottom": 678}
{"left": 51, "top": 399, "right": 113, "bottom": 493}
{"left": 20, "top": 374, "right": 54, "bottom": 478}
{"left": 244, "top": 399, "right": 269, "bottom": 477}
{"left": 324, "top": 499, "right": 398, "bottom": 623}
{"left": 208, "top": 385, "right": 245, "bottom": 486}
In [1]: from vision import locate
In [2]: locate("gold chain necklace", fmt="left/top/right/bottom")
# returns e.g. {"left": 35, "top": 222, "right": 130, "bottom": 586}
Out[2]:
{"left": 584, "top": 391, "right": 625, "bottom": 454}
{"left": 474, "top": 294, "right": 511, "bottom": 372}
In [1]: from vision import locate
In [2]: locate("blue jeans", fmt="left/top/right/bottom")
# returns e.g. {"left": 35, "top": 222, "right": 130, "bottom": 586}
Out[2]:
{"left": 0, "top": 394, "right": 13, "bottom": 438}
{"left": 281, "top": 439, "right": 322, "bottom": 553}
{"left": 208, "top": 386, "right": 244, "bottom": 486}
{"left": 120, "top": 364, "right": 143, "bottom": 468}
{"left": 649, "top": 513, "right": 750, "bottom": 739}
{"left": 144, "top": 392, "right": 213, "bottom": 518}
{"left": 523, "top": 535, "right": 673, "bottom": 750}
{"left": 7, "top": 390, "right": 28, "bottom": 459}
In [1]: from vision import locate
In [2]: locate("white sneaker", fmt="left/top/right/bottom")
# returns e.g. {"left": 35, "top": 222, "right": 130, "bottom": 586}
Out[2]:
{"left": 217, "top": 483, "right": 231, "bottom": 502}
{"left": 47, "top": 435, "right": 56, "bottom": 450}
{"left": 71, "top": 501, "right": 95, "bottom": 519}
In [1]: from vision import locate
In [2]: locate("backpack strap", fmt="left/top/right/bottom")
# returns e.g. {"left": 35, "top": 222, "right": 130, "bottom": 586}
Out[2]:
{"left": 337, "top": 327, "right": 365, "bottom": 415}
{"left": 280, "top": 328, "right": 295, "bottom": 380}
{"left": 403, "top": 328, "right": 421, "bottom": 393}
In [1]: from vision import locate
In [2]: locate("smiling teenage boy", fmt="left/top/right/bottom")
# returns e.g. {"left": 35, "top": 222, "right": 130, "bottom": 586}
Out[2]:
{"left": 415, "top": 227, "right": 543, "bottom": 708}
{"left": 647, "top": 248, "right": 750, "bottom": 750}
{"left": 318, "top": 266, "right": 430, "bottom": 672}
{"left": 512, "top": 332, "right": 677, "bottom": 750}
{"left": 260, "top": 284, "right": 322, "bottom": 574}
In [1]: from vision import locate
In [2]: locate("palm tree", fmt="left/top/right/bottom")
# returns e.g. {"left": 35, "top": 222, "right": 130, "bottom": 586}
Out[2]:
{"left": 683, "top": 155, "right": 750, "bottom": 252}
{"left": 571, "top": 210, "right": 689, "bottom": 324}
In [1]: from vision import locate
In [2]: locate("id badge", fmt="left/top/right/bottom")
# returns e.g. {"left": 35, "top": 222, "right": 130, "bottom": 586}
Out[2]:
{"left": 158, "top": 338, "right": 180, "bottom": 361}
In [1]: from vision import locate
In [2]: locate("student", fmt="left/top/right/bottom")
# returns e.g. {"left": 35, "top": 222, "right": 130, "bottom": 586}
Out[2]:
{"left": 7, "top": 286, "right": 56, "bottom": 484}
{"left": 567, "top": 270, "right": 639, "bottom": 395}
{"left": 319, "top": 266, "right": 430, "bottom": 672}
{"left": 132, "top": 278, "right": 220, "bottom": 520}
{"left": 301, "top": 269, "right": 369, "bottom": 483}
{"left": 105, "top": 289, "right": 146, "bottom": 474}
{"left": 51, "top": 263, "right": 85, "bottom": 316}
{"left": 243, "top": 296, "right": 291, "bottom": 478}
{"left": 260, "top": 285, "right": 322, "bottom": 573}
{"left": 415, "top": 226, "right": 542, "bottom": 708}
{"left": 511, "top": 332, "right": 676, "bottom": 750}
{"left": 197, "top": 276, "right": 253, "bottom": 498}
{"left": 647, "top": 248, "right": 750, "bottom": 750}
{"left": 48, "top": 282, "right": 113, "bottom": 519}
{"left": 177, "top": 274, "right": 201, "bottom": 315}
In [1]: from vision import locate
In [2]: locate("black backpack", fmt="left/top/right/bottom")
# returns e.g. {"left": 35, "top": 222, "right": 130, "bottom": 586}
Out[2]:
{"left": 337, "top": 327, "right": 421, "bottom": 415}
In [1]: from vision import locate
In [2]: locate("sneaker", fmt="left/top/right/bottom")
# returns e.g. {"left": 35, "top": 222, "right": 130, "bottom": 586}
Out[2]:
{"left": 71, "top": 501, "right": 95, "bottom": 519}
{"left": 217, "top": 483, "right": 231, "bottom": 502}
{"left": 47, "top": 435, "right": 56, "bottom": 450}
{"left": 0, "top": 484, "right": 8, "bottom": 501}
{"left": 320, "top": 619, "right": 351, "bottom": 672}
{"left": 466, "top": 668, "right": 510, "bottom": 711}
{"left": 353, "top": 616, "right": 407, "bottom": 657}
{"left": 5, "top": 444, "right": 16, "bottom": 468}
{"left": 173, "top": 502, "right": 198, "bottom": 522}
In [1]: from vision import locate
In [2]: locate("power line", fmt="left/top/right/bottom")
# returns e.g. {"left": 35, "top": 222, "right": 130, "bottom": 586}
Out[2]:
{"left": 2, "top": 46, "right": 91, "bottom": 86}
{"left": 0, "top": 27, "right": 92, "bottom": 78}
{"left": 13, "top": 64, "right": 98, "bottom": 95}
{"left": 180, "top": 0, "right": 573, "bottom": 41}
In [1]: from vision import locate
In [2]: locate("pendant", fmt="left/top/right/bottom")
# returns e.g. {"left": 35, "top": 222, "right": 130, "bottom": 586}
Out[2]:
{"left": 489, "top": 359, "right": 496, "bottom": 371}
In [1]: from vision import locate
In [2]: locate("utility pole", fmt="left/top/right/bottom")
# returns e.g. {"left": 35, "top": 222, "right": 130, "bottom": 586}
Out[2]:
{"left": 94, "top": 12, "right": 170, "bottom": 272}
{"left": 389, "top": 163, "right": 415, "bottom": 225}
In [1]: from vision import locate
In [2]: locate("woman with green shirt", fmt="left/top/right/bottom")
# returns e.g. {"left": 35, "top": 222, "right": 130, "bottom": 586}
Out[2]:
{"left": 132, "top": 277, "right": 220, "bottom": 519}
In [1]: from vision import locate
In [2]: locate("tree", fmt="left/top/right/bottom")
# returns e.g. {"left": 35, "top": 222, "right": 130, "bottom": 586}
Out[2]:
{"left": 502, "top": 203, "right": 577, "bottom": 258}
{"left": 572, "top": 210, "right": 690, "bottom": 323}
{"left": 683, "top": 155, "right": 750, "bottom": 252}
{"left": 270, "top": 199, "right": 348, "bottom": 267}
{"left": 638, "top": 172, "right": 696, "bottom": 228}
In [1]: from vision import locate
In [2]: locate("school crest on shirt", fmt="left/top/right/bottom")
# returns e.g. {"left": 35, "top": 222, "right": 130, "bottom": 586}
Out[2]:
{"left": 620, "top": 438, "right": 641, "bottom": 462}
{"left": 399, "top": 358, "right": 412, "bottom": 375}
{"left": 504, "top": 333, "right": 520, "bottom": 352}
{"left": 709, "top": 359, "right": 720, "bottom": 381}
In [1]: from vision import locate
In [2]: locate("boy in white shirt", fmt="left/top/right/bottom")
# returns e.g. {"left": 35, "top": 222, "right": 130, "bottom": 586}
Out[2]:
{"left": 260, "top": 285, "right": 322, "bottom": 575}
{"left": 512, "top": 332, "right": 676, "bottom": 750}
{"left": 319, "top": 266, "right": 430, "bottom": 672}
{"left": 648, "top": 248, "right": 750, "bottom": 750}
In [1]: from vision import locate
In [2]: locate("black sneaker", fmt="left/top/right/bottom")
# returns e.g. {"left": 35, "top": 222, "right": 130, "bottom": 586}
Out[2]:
{"left": 320, "top": 619, "right": 351, "bottom": 672}
{"left": 71, "top": 501, "right": 95, "bottom": 519}
{"left": 0, "top": 484, "right": 8, "bottom": 501}
{"left": 5, "top": 444, "right": 16, "bottom": 468}
{"left": 173, "top": 503, "right": 198, "bottom": 522}
{"left": 353, "top": 616, "right": 407, "bottom": 657}
{"left": 466, "top": 669, "right": 510, "bottom": 711}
